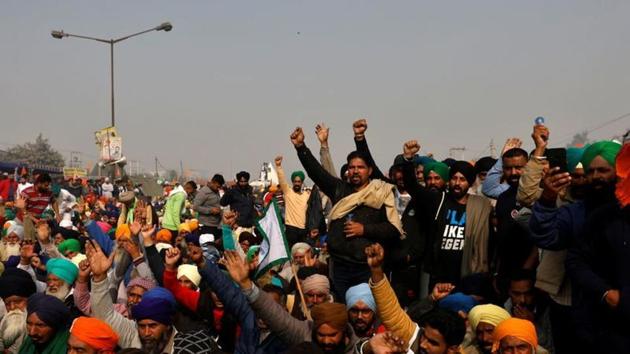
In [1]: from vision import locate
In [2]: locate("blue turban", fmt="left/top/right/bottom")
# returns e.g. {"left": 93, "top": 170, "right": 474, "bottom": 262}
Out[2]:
{"left": 131, "top": 297, "right": 175, "bottom": 326}
{"left": 567, "top": 147, "right": 587, "bottom": 173}
{"left": 185, "top": 233, "right": 201, "bottom": 247}
{"left": 345, "top": 283, "right": 376, "bottom": 312}
{"left": 27, "top": 293, "right": 71, "bottom": 330}
{"left": 438, "top": 292, "right": 478, "bottom": 314}
{"left": 46, "top": 258, "right": 79, "bottom": 284}
{"left": 291, "top": 171, "right": 305, "bottom": 182}
{"left": 143, "top": 287, "right": 176, "bottom": 306}
{"left": 415, "top": 156, "right": 436, "bottom": 166}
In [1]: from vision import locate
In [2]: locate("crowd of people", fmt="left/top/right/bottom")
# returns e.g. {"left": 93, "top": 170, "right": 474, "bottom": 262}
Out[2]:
{"left": 0, "top": 119, "right": 628, "bottom": 354}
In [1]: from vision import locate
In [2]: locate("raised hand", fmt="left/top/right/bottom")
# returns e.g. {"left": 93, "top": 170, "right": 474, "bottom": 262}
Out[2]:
{"left": 366, "top": 332, "right": 408, "bottom": 354}
{"left": 133, "top": 200, "right": 147, "bottom": 225}
{"left": 541, "top": 167, "right": 571, "bottom": 203}
{"left": 121, "top": 239, "right": 142, "bottom": 260}
{"left": 403, "top": 140, "right": 421, "bottom": 159}
{"left": 303, "top": 248, "right": 317, "bottom": 267}
{"left": 14, "top": 195, "right": 26, "bottom": 210}
{"left": 36, "top": 224, "right": 51, "bottom": 245}
{"left": 223, "top": 250, "right": 252, "bottom": 289}
{"left": 130, "top": 221, "right": 142, "bottom": 236}
{"left": 274, "top": 156, "right": 283, "bottom": 167}
{"left": 140, "top": 224, "right": 156, "bottom": 247}
{"left": 77, "top": 259, "right": 91, "bottom": 283}
{"left": 20, "top": 242, "right": 35, "bottom": 264}
{"left": 226, "top": 180, "right": 237, "bottom": 189}
{"left": 222, "top": 210, "right": 238, "bottom": 229}
{"left": 365, "top": 243, "right": 385, "bottom": 270}
{"left": 502, "top": 138, "right": 523, "bottom": 156}
{"left": 164, "top": 247, "right": 181, "bottom": 270}
{"left": 315, "top": 123, "right": 330, "bottom": 147}
{"left": 86, "top": 240, "right": 114, "bottom": 282}
{"left": 532, "top": 125, "right": 549, "bottom": 156}
{"left": 431, "top": 283, "right": 456, "bottom": 302}
{"left": 353, "top": 119, "right": 368, "bottom": 140}
{"left": 290, "top": 127, "right": 305, "bottom": 147}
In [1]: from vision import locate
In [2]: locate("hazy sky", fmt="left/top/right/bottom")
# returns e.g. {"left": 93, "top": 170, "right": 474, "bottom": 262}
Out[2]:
{"left": 2, "top": 1, "right": 629, "bottom": 180}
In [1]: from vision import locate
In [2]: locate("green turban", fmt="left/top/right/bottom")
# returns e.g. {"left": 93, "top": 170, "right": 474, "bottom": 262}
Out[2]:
{"left": 58, "top": 239, "right": 81, "bottom": 255}
{"left": 51, "top": 184, "right": 62, "bottom": 197}
{"left": 581, "top": 141, "right": 622, "bottom": 170}
{"left": 46, "top": 258, "right": 79, "bottom": 284}
{"left": 4, "top": 208, "right": 15, "bottom": 221}
{"left": 567, "top": 146, "right": 587, "bottom": 173}
{"left": 423, "top": 161, "right": 450, "bottom": 182}
{"left": 291, "top": 171, "right": 305, "bottom": 182}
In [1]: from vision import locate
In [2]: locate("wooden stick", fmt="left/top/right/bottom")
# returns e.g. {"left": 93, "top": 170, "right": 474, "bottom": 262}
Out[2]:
{"left": 292, "top": 262, "right": 311, "bottom": 321}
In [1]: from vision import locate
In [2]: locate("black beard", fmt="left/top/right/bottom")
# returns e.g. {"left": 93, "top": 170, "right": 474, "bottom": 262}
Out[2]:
{"left": 568, "top": 184, "right": 587, "bottom": 200}
{"left": 584, "top": 181, "right": 616, "bottom": 209}
{"left": 319, "top": 340, "right": 346, "bottom": 354}
{"left": 141, "top": 329, "right": 171, "bottom": 354}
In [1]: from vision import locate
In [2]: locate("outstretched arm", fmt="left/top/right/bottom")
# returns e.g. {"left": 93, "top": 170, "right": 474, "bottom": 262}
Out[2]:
{"left": 353, "top": 119, "right": 388, "bottom": 181}
{"left": 223, "top": 250, "right": 310, "bottom": 346}
{"left": 291, "top": 127, "right": 344, "bottom": 201}
{"left": 200, "top": 259, "right": 259, "bottom": 354}
{"left": 316, "top": 123, "right": 338, "bottom": 177}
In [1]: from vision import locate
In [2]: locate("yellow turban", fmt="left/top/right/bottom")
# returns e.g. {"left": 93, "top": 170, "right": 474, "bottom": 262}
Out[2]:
{"left": 468, "top": 304, "right": 511, "bottom": 331}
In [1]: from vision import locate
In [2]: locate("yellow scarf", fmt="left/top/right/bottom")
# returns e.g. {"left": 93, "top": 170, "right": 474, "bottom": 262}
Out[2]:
{"left": 328, "top": 179, "right": 405, "bottom": 238}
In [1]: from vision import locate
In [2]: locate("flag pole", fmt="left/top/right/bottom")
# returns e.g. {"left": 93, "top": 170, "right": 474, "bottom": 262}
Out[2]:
{"left": 292, "top": 263, "right": 311, "bottom": 321}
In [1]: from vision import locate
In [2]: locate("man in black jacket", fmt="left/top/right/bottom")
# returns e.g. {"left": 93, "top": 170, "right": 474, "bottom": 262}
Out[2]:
{"left": 401, "top": 140, "right": 493, "bottom": 288}
{"left": 290, "top": 127, "right": 403, "bottom": 300}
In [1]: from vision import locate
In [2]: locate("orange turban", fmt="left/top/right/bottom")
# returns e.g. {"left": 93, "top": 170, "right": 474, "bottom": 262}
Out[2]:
{"left": 156, "top": 229, "right": 173, "bottom": 243}
{"left": 492, "top": 318, "right": 537, "bottom": 354}
{"left": 115, "top": 224, "right": 131, "bottom": 241}
{"left": 311, "top": 303, "right": 348, "bottom": 331}
{"left": 70, "top": 316, "right": 119, "bottom": 352}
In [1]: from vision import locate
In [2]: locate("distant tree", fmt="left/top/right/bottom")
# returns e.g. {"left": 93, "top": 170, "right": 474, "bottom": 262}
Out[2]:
{"left": 567, "top": 131, "right": 589, "bottom": 147}
{"left": 0, "top": 134, "right": 65, "bottom": 168}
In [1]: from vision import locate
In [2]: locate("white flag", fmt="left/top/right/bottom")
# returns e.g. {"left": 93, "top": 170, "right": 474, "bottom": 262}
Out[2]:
{"left": 255, "top": 199, "right": 290, "bottom": 278}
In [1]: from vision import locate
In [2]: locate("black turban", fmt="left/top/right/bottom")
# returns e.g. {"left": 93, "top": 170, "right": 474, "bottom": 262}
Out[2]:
{"left": 450, "top": 161, "right": 477, "bottom": 186}
{"left": 27, "top": 293, "right": 71, "bottom": 330}
{"left": 0, "top": 268, "right": 36, "bottom": 299}
{"left": 475, "top": 156, "right": 497, "bottom": 175}
{"left": 236, "top": 171, "right": 250, "bottom": 181}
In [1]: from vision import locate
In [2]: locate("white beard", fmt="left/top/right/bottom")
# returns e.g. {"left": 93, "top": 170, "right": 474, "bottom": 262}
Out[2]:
{"left": 0, "top": 309, "right": 27, "bottom": 347}
{"left": 46, "top": 282, "right": 71, "bottom": 301}
{"left": 4, "top": 243, "right": 21, "bottom": 258}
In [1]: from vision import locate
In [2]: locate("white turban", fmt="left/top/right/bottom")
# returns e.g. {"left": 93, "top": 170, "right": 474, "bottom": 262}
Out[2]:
{"left": 7, "top": 224, "right": 24, "bottom": 240}
{"left": 291, "top": 242, "right": 311, "bottom": 256}
{"left": 177, "top": 264, "right": 201, "bottom": 287}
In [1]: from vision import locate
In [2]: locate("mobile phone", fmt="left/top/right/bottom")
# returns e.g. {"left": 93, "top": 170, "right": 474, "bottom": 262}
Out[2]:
{"left": 546, "top": 148, "right": 567, "bottom": 173}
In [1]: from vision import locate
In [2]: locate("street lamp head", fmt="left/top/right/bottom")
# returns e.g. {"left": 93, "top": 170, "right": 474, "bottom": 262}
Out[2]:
{"left": 156, "top": 22, "right": 173, "bottom": 32}
{"left": 51, "top": 30, "right": 66, "bottom": 39}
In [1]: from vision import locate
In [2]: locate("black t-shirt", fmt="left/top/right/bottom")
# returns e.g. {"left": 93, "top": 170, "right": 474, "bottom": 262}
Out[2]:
{"left": 495, "top": 187, "right": 534, "bottom": 277}
{"left": 435, "top": 199, "right": 466, "bottom": 283}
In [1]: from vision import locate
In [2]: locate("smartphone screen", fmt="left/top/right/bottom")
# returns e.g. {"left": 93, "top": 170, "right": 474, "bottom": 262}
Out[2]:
{"left": 546, "top": 148, "right": 567, "bottom": 173}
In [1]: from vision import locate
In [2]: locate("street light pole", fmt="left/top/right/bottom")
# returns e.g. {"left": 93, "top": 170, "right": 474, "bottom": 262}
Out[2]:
{"left": 110, "top": 41, "right": 114, "bottom": 127}
{"left": 51, "top": 22, "right": 172, "bottom": 128}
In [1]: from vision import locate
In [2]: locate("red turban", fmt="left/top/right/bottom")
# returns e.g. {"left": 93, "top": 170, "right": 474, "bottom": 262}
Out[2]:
{"left": 70, "top": 317, "right": 119, "bottom": 352}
